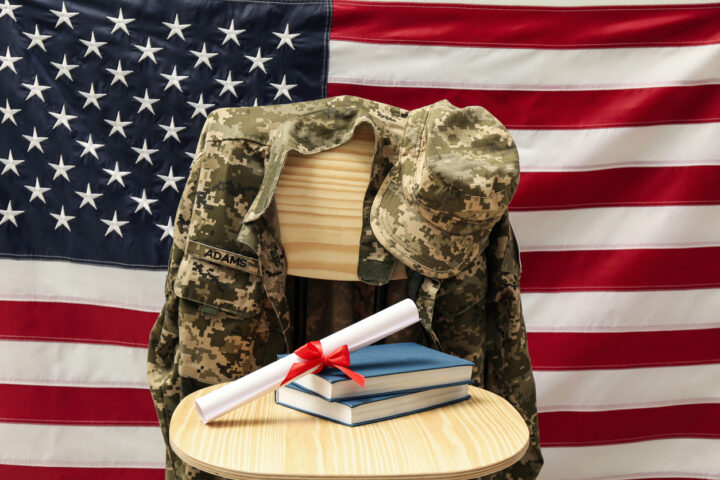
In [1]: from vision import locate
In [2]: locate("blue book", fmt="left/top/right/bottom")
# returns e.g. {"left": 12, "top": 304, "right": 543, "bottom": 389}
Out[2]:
{"left": 277, "top": 342, "right": 474, "bottom": 401}
{"left": 274, "top": 381, "right": 471, "bottom": 427}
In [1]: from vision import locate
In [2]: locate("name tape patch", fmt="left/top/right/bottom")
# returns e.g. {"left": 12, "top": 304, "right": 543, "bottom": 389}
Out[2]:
{"left": 187, "top": 240, "right": 260, "bottom": 274}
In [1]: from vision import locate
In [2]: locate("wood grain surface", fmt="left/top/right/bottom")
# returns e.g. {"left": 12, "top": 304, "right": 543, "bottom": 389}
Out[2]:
{"left": 170, "top": 383, "right": 529, "bottom": 480}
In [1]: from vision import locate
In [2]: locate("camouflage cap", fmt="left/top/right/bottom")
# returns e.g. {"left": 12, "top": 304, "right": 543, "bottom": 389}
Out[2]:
{"left": 370, "top": 99, "right": 520, "bottom": 279}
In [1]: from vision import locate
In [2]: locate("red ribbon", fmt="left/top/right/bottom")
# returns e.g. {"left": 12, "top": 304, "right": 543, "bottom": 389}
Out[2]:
{"left": 281, "top": 340, "right": 365, "bottom": 388}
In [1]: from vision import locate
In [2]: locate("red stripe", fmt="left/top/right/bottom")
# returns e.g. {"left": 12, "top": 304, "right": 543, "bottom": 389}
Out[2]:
{"left": 519, "top": 247, "right": 720, "bottom": 292}
{"left": 0, "top": 301, "right": 159, "bottom": 347}
{"left": 327, "top": 83, "right": 720, "bottom": 129}
{"left": 512, "top": 167, "right": 720, "bottom": 211}
{"left": 528, "top": 329, "right": 720, "bottom": 370}
{"left": 538, "top": 404, "right": 720, "bottom": 446}
{"left": 0, "top": 465, "right": 162, "bottom": 480}
{"left": 0, "top": 384, "right": 159, "bottom": 426}
{"left": 332, "top": 1, "right": 720, "bottom": 48}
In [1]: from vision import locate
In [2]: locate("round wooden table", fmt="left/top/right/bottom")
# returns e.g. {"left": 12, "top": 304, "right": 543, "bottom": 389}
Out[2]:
{"left": 170, "top": 383, "right": 529, "bottom": 480}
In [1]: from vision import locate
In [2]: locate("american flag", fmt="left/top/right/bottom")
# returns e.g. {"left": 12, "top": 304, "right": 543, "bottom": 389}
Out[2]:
{"left": 1, "top": 0, "right": 719, "bottom": 479}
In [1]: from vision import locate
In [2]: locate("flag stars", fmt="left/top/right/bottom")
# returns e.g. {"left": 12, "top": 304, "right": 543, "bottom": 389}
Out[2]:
{"left": 107, "top": 8, "right": 135, "bottom": 36}
{"left": 132, "top": 139, "right": 158, "bottom": 165}
{"left": 23, "top": 24, "right": 51, "bottom": 52}
{"left": 273, "top": 24, "right": 300, "bottom": 50}
{"left": 22, "top": 126, "right": 48, "bottom": 153}
{"left": 50, "top": 2, "right": 78, "bottom": 29}
{"left": 78, "top": 83, "right": 106, "bottom": 110}
{"left": 79, "top": 31, "right": 106, "bottom": 58}
{"left": 160, "top": 66, "right": 188, "bottom": 92}
{"left": 49, "top": 104, "right": 76, "bottom": 131}
{"left": 134, "top": 38, "right": 162, "bottom": 64}
{"left": 159, "top": 116, "right": 186, "bottom": 142}
{"left": 21, "top": 75, "right": 51, "bottom": 102}
{"left": 50, "top": 206, "right": 75, "bottom": 231}
{"left": 103, "top": 161, "right": 130, "bottom": 187}
{"left": 101, "top": 211, "right": 129, "bottom": 237}
{"left": 76, "top": 134, "right": 104, "bottom": 159}
{"left": 75, "top": 183, "right": 102, "bottom": 209}
{"left": 49, "top": 155, "right": 75, "bottom": 181}
{"left": 190, "top": 42, "right": 218, "bottom": 70}
{"left": 130, "top": 189, "right": 158, "bottom": 214}
{"left": 51, "top": 54, "right": 79, "bottom": 81}
{"left": 187, "top": 93, "right": 214, "bottom": 119}
{"left": 133, "top": 88, "right": 159, "bottom": 115}
{"left": 216, "top": 71, "right": 243, "bottom": 97}
{"left": 25, "top": 177, "right": 51, "bottom": 203}
{"left": 0, "top": 201, "right": 23, "bottom": 227}
{"left": 0, "top": 0, "right": 21, "bottom": 22}
{"left": 106, "top": 59, "right": 133, "bottom": 87}
{"left": 0, "top": 46, "right": 21, "bottom": 74}
{"left": 1, "top": 149, "right": 24, "bottom": 176}
{"left": 270, "top": 74, "right": 297, "bottom": 101}
{"left": 245, "top": 47, "right": 272, "bottom": 74}
{"left": 1, "top": 99, "right": 21, "bottom": 125}
{"left": 163, "top": 13, "right": 190, "bottom": 41}
{"left": 105, "top": 111, "right": 132, "bottom": 138}
{"left": 158, "top": 166, "right": 184, "bottom": 192}
{"left": 156, "top": 218, "right": 174, "bottom": 240}
{"left": 218, "top": 19, "right": 245, "bottom": 46}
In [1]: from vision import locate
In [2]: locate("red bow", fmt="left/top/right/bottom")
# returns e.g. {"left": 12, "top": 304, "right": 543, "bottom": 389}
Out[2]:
{"left": 280, "top": 340, "right": 365, "bottom": 388}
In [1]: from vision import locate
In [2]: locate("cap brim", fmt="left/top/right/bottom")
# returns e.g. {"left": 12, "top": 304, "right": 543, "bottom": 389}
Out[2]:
{"left": 370, "top": 162, "right": 482, "bottom": 279}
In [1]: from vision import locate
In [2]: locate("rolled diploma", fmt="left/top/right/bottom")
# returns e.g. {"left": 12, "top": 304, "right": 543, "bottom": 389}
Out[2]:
{"left": 194, "top": 298, "right": 420, "bottom": 424}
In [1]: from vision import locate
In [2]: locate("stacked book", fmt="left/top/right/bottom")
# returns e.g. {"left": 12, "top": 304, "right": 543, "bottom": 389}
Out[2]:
{"left": 274, "top": 342, "right": 474, "bottom": 427}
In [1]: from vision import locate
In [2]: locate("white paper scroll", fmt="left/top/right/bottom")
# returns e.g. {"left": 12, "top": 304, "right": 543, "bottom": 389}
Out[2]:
{"left": 194, "top": 298, "right": 420, "bottom": 424}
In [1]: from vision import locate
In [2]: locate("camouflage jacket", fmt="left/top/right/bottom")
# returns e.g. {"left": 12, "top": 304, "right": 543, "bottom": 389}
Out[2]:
{"left": 147, "top": 95, "right": 543, "bottom": 480}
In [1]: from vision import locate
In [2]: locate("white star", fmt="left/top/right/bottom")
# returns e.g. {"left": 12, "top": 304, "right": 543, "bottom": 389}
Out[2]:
{"left": 273, "top": 24, "right": 300, "bottom": 50}
{"left": 50, "top": 2, "right": 78, "bottom": 29}
{"left": 75, "top": 183, "right": 103, "bottom": 209}
{"left": 0, "top": 200, "right": 23, "bottom": 227}
{"left": 0, "top": 46, "right": 21, "bottom": 74}
{"left": 218, "top": 19, "right": 245, "bottom": 46}
{"left": 0, "top": 99, "right": 21, "bottom": 125}
{"left": 48, "top": 104, "right": 76, "bottom": 131}
{"left": 215, "top": 71, "right": 243, "bottom": 97}
{"left": 190, "top": 42, "right": 218, "bottom": 70}
{"left": 134, "top": 38, "right": 162, "bottom": 64}
{"left": 1, "top": 150, "right": 24, "bottom": 176}
{"left": 78, "top": 83, "right": 106, "bottom": 110}
{"left": 185, "top": 151, "right": 195, "bottom": 161}
{"left": 22, "top": 126, "right": 48, "bottom": 153}
{"left": 270, "top": 74, "right": 297, "bottom": 101}
{"left": 156, "top": 218, "right": 174, "bottom": 240}
{"left": 24, "top": 177, "right": 51, "bottom": 204}
{"left": 21, "top": 75, "right": 50, "bottom": 102}
{"left": 0, "top": 0, "right": 21, "bottom": 22}
{"left": 79, "top": 31, "right": 106, "bottom": 58}
{"left": 76, "top": 134, "right": 104, "bottom": 159}
{"left": 133, "top": 88, "right": 159, "bottom": 115}
{"left": 245, "top": 47, "right": 272, "bottom": 74}
{"left": 130, "top": 189, "right": 158, "bottom": 214}
{"left": 107, "top": 8, "right": 135, "bottom": 36}
{"left": 158, "top": 166, "right": 184, "bottom": 192}
{"left": 23, "top": 24, "right": 51, "bottom": 52}
{"left": 49, "top": 155, "right": 75, "bottom": 181}
{"left": 187, "top": 93, "right": 214, "bottom": 119}
{"left": 103, "top": 161, "right": 130, "bottom": 187}
{"left": 50, "top": 54, "right": 78, "bottom": 81}
{"left": 253, "top": 97, "right": 258, "bottom": 106}
{"left": 131, "top": 139, "right": 158, "bottom": 165}
{"left": 104, "top": 111, "right": 132, "bottom": 138}
{"left": 159, "top": 116, "right": 186, "bottom": 143}
{"left": 101, "top": 211, "right": 129, "bottom": 237}
{"left": 106, "top": 59, "right": 132, "bottom": 87}
{"left": 160, "top": 65, "right": 188, "bottom": 92}
{"left": 163, "top": 13, "right": 190, "bottom": 41}
{"left": 50, "top": 205, "right": 75, "bottom": 231}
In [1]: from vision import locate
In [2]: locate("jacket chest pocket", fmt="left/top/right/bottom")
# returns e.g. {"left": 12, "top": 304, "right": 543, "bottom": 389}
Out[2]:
{"left": 173, "top": 240, "right": 270, "bottom": 384}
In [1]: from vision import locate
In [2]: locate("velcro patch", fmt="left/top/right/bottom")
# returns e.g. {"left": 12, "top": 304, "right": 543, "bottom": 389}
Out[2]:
{"left": 186, "top": 240, "right": 260, "bottom": 274}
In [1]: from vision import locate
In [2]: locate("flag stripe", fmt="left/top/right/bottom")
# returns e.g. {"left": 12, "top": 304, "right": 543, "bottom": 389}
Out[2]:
{"left": 519, "top": 247, "right": 720, "bottom": 291}
{"left": 0, "top": 465, "right": 163, "bottom": 480}
{"left": 512, "top": 167, "right": 720, "bottom": 210}
{"left": 332, "top": 1, "right": 720, "bottom": 48}
{"left": 527, "top": 329, "right": 720, "bottom": 370}
{"left": 0, "top": 384, "right": 158, "bottom": 426}
{"left": 327, "top": 83, "right": 720, "bottom": 128}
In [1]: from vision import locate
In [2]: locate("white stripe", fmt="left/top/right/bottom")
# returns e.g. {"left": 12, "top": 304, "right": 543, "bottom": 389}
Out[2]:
{"left": 535, "top": 364, "right": 720, "bottom": 412}
{"left": 539, "top": 439, "right": 720, "bottom": 480}
{"left": 511, "top": 205, "right": 720, "bottom": 251}
{"left": 0, "top": 423, "right": 165, "bottom": 468}
{"left": 511, "top": 122, "right": 720, "bottom": 171}
{"left": 0, "top": 258, "right": 165, "bottom": 312}
{"left": 329, "top": 41, "right": 720, "bottom": 90}
{"left": 523, "top": 289, "right": 720, "bottom": 332}
{"left": 0, "top": 340, "right": 148, "bottom": 389}
{"left": 354, "top": 0, "right": 720, "bottom": 5}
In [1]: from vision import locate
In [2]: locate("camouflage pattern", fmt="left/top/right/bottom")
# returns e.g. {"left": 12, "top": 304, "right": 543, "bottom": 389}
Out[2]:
{"left": 147, "top": 95, "right": 543, "bottom": 480}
